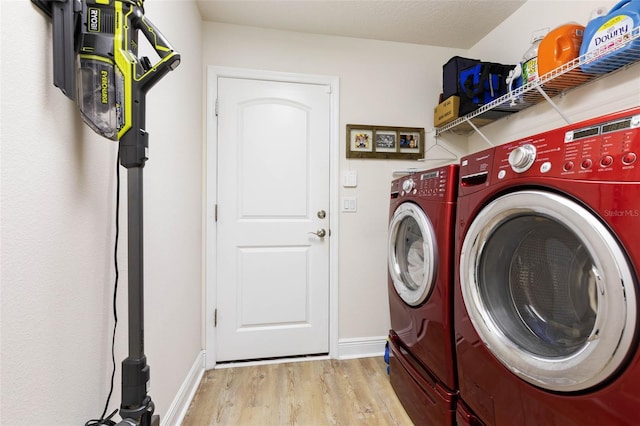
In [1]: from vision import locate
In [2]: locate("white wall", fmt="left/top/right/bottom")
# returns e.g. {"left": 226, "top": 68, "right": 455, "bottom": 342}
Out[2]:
{"left": 202, "top": 23, "right": 467, "bottom": 341}
{"left": 462, "top": 0, "right": 640, "bottom": 153}
{"left": 0, "top": 1, "right": 202, "bottom": 424}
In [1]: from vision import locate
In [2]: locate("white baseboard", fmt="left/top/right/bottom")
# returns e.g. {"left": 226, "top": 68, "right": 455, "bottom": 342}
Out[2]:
{"left": 337, "top": 336, "right": 388, "bottom": 360}
{"left": 162, "top": 350, "right": 205, "bottom": 426}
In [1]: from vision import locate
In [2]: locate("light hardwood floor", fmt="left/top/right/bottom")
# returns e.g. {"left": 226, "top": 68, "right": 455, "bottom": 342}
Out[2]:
{"left": 181, "top": 357, "right": 413, "bottom": 426}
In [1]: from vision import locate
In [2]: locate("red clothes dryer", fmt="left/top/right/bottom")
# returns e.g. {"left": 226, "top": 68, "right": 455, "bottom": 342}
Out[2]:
{"left": 387, "top": 164, "right": 459, "bottom": 425}
{"left": 454, "top": 108, "right": 640, "bottom": 425}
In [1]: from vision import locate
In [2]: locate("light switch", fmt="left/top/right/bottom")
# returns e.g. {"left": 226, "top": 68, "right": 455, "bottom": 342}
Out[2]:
{"left": 341, "top": 197, "right": 357, "bottom": 212}
{"left": 343, "top": 171, "right": 357, "bottom": 187}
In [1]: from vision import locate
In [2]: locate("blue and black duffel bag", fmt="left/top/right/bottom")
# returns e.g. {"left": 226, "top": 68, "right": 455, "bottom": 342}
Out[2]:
{"left": 458, "top": 61, "right": 516, "bottom": 117}
{"left": 442, "top": 56, "right": 480, "bottom": 99}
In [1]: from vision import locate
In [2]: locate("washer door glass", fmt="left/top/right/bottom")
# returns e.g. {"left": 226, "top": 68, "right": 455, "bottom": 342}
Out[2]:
{"left": 388, "top": 202, "right": 437, "bottom": 306}
{"left": 460, "top": 190, "right": 637, "bottom": 392}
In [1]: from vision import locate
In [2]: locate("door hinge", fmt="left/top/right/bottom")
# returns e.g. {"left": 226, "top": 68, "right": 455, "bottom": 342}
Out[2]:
{"left": 215, "top": 204, "right": 218, "bottom": 222}
{"left": 215, "top": 98, "right": 219, "bottom": 116}
{"left": 214, "top": 308, "right": 217, "bottom": 327}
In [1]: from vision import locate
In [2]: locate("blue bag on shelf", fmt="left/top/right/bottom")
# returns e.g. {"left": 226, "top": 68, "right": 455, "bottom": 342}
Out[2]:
{"left": 458, "top": 62, "right": 516, "bottom": 117}
{"left": 442, "top": 56, "right": 481, "bottom": 99}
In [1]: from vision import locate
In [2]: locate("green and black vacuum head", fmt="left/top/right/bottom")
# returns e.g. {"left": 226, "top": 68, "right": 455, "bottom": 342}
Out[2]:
{"left": 33, "top": 0, "right": 180, "bottom": 167}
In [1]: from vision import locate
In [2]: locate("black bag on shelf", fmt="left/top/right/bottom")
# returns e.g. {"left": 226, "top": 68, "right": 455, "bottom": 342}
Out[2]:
{"left": 442, "top": 56, "right": 480, "bottom": 99}
{"left": 458, "top": 61, "right": 516, "bottom": 117}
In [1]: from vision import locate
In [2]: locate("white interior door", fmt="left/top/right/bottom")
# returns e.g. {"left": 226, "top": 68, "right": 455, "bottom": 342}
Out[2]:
{"left": 215, "top": 76, "right": 331, "bottom": 362}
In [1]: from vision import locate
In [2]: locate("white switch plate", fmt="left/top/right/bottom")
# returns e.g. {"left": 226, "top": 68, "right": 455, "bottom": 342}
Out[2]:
{"left": 342, "top": 171, "right": 357, "bottom": 187}
{"left": 341, "top": 197, "right": 357, "bottom": 212}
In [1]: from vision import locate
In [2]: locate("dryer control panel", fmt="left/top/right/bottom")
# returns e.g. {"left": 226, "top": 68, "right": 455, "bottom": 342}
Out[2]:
{"left": 459, "top": 107, "right": 640, "bottom": 194}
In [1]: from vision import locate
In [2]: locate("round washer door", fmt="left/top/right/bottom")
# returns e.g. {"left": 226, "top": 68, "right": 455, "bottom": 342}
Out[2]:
{"left": 460, "top": 190, "right": 637, "bottom": 392}
{"left": 388, "top": 202, "right": 438, "bottom": 306}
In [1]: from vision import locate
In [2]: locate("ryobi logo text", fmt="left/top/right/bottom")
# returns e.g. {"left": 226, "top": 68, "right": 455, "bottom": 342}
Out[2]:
{"left": 88, "top": 8, "right": 100, "bottom": 32}
{"left": 100, "top": 70, "right": 109, "bottom": 104}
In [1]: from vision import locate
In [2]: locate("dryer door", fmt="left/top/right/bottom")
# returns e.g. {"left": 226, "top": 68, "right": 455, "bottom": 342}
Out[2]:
{"left": 460, "top": 190, "right": 637, "bottom": 392}
{"left": 388, "top": 202, "right": 437, "bottom": 306}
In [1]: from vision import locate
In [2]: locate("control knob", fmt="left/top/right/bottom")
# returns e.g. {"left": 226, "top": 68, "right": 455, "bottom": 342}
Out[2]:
{"left": 402, "top": 178, "right": 415, "bottom": 193}
{"left": 509, "top": 144, "right": 537, "bottom": 173}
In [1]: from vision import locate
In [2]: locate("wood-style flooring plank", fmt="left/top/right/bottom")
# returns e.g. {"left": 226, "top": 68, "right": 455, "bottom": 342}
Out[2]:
{"left": 181, "top": 357, "right": 413, "bottom": 426}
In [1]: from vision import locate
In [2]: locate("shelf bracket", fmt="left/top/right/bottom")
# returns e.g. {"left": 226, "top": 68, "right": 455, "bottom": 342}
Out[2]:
{"left": 534, "top": 83, "right": 572, "bottom": 125}
{"left": 464, "top": 117, "right": 494, "bottom": 147}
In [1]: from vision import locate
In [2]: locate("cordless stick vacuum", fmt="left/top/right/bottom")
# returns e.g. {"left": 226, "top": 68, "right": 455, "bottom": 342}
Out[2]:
{"left": 32, "top": 1, "right": 180, "bottom": 425}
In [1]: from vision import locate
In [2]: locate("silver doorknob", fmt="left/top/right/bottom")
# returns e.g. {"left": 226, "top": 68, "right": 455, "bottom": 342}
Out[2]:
{"left": 309, "top": 229, "right": 326, "bottom": 238}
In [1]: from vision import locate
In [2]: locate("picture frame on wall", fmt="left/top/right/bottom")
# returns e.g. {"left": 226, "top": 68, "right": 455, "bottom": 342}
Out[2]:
{"left": 399, "top": 131, "right": 421, "bottom": 153}
{"left": 346, "top": 124, "right": 424, "bottom": 159}
{"left": 348, "top": 128, "right": 374, "bottom": 153}
{"left": 375, "top": 130, "right": 397, "bottom": 153}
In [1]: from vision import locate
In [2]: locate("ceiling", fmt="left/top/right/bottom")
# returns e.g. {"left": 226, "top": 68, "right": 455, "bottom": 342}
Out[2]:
{"left": 195, "top": 0, "right": 528, "bottom": 49}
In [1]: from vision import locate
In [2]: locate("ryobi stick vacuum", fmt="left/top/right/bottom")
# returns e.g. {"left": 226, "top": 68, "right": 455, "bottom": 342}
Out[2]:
{"left": 32, "top": 1, "right": 180, "bottom": 424}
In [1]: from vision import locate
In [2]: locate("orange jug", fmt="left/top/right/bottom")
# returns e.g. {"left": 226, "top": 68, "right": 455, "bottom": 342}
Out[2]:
{"left": 538, "top": 23, "right": 589, "bottom": 90}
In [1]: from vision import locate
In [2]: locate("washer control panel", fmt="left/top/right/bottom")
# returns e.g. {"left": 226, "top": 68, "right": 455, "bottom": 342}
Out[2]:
{"left": 390, "top": 164, "right": 458, "bottom": 202}
{"left": 494, "top": 110, "right": 640, "bottom": 182}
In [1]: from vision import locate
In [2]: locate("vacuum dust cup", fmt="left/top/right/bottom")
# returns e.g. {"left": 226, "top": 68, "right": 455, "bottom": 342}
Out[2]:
{"left": 76, "top": 57, "right": 124, "bottom": 140}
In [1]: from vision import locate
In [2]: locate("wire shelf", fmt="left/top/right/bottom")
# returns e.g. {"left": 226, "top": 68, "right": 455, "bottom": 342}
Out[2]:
{"left": 435, "top": 26, "right": 640, "bottom": 136}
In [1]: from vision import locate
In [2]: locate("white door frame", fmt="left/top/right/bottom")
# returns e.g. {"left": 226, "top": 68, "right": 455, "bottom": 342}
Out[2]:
{"left": 204, "top": 66, "right": 340, "bottom": 370}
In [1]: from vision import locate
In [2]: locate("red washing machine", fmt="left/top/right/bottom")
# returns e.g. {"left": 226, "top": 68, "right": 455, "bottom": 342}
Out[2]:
{"left": 454, "top": 107, "right": 640, "bottom": 426}
{"left": 387, "top": 164, "right": 459, "bottom": 425}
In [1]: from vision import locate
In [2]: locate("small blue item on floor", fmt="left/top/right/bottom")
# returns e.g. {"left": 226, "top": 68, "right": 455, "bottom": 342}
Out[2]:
{"left": 384, "top": 340, "right": 390, "bottom": 374}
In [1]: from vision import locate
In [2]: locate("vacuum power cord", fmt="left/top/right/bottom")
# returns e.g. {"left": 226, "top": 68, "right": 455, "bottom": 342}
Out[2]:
{"left": 86, "top": 150, "right": 121, "bottom": 426}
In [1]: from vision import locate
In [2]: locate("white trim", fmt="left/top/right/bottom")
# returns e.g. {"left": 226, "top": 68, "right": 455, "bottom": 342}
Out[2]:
{"left": 205, "top": 66, "right": 340, "bottom": 369}
{"left": 204, "top": 66, "right": 219, "bottom": 370}
{"left": 328, "top": 71, "right": 341, "bottom": 360}
{"left": 161, "top": 351, "right": 205, "bottom": 426}
{"left": 337, "top": 336, "right": 388, "bottom": 360}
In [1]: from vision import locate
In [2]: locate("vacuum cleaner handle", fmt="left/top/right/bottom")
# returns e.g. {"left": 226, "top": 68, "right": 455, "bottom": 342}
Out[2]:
{"left": 129, "top": 7, "right": 181, "bottom": 91}
{"left": 117, "top": 1, "right": 181, "bottom": 168}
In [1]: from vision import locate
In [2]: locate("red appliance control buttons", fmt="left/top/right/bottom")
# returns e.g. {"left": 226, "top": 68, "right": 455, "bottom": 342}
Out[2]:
{"left": 563, "top": 161, "right": 575, "bottom": 172}
{"left": 623, "top": 152, "right": 637, "bottom": 165}
{"left": 581, "top": 158, "right": 593, "bottom": 169}
{"left": 600, "top": 155, "right": 614, "bottom": 168}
